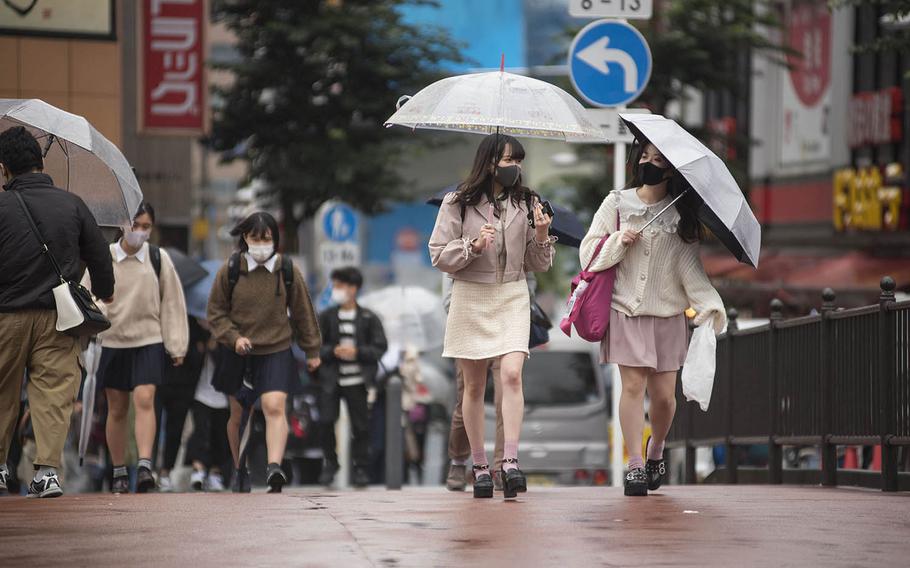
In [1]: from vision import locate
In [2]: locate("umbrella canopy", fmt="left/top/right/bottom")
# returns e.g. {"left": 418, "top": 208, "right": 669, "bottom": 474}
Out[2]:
{"left": 426, "top": 184, "right": 586, "bottom": 248}
{"left": 358, "top": 285, "right": 446, "bottom": 352}
{"left": 78, "top": 340, "right": 102, "bottom": 465}
{"left": 184, "top": 259, "right": 224, "bottom": 319}
{"left": 0, "top": 99, "right": 143, "bottom": 227}
{"left": 164, "top": 247, "right": 209, "bottom": 289}
{"left": 384, "top": 71, "right": 607, "bottom": 142}
{"left": 619, "top": 113, "right": 761, "bottom": 267}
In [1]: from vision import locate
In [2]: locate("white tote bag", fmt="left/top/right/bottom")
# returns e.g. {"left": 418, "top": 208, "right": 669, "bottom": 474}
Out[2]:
{"left": 52, "top": 281, "right": 86, "bottom": 332}
{"left": 681, "top": 324, "right": 717, "bottom": 412}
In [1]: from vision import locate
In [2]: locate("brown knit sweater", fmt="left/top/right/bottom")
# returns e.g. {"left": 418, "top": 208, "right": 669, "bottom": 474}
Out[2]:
{"left": 207, "top": 255, "right": 321, "bottom": 357}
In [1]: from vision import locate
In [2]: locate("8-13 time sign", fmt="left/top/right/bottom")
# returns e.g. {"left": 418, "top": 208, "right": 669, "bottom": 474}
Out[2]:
{"left": 569, "top": 0, "right": 653, "bottom": 19}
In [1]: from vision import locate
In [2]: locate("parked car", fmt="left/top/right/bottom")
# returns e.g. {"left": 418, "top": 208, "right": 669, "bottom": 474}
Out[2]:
{"left": 484, "top": 332, "right": 614, "bottom": 486}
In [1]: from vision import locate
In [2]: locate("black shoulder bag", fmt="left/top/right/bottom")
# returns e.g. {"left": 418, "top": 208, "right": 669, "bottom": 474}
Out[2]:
{"left": 13, "top": 191, "right": 111, "bottom": 337}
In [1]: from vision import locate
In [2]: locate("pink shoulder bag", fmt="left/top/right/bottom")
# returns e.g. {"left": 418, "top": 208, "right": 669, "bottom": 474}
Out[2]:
{"left": 559, "top": 211, "right": 619, "bottom": 342}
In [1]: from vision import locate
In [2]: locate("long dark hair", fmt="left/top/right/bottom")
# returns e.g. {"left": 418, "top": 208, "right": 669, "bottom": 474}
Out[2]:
{"left": 230, "top": 211, "right": 280, "bottom": 252}
{"left": 453, "top": 133, "right": 537, "bottom": 216}
{"left": 627, "top": 140, "right": 704, "bottom": 243}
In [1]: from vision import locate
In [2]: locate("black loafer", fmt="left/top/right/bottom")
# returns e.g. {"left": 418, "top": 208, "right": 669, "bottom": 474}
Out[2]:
{"left": 500, "top": 459, "right": 527, "bottom": 499}
{"left": 267, "top": 463, "right": 287, "bottom": 493}
{"left": 136, "top": 467, "right": 157, "bottom": 493}
{"left": 624, "top": 467, "right": 648, "bottom": 497}
{"left": 472, "top": 465, "right": 494, "bottom": 499}
{"left": 645, "top": 436, "right": 666, "bottom": 491}
{"left": 232, "top": 467, "right": 251, "bottom": 493}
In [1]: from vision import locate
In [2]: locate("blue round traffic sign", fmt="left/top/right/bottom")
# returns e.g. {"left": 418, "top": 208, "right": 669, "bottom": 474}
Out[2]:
{"left": 322, "top": 204, "right": 358, "bottom": 242}
{"left": 568, "top": 19, "right": 652, "bottom": 108}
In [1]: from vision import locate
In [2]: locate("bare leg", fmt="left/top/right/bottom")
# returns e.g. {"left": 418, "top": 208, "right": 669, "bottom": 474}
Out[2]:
{"left": 260, "top": 391, "right": 288, "bottom": 465}
{"left": 618, "top": 365, "right": 649, "bottom": 464}
{"left": 227, "top": 396, "right": 242, "bottom": 467}
{"left": 646, "top": 371, "right": 678, "bottom": 456}
{"left": 498, "top": 352, "right": 526, "bottom": 445}
{"left": 459, "top": 358, "right": 490, "bottom": 464}
{"left": 105, "top": 389, "right": 130, "bottom": 465}
{"left": 132, "top": 385, "right": 157, "bottom": 461}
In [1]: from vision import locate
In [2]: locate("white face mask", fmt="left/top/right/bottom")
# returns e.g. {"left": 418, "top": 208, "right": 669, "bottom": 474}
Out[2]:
{"left": 248, "top": 243, "right": 274, "bottom": 263}
{"left": 331, "top": 288, "right": 351, "bottom": 306}
{"left": 124, "top": 229, "right": 150, "bottom": 249}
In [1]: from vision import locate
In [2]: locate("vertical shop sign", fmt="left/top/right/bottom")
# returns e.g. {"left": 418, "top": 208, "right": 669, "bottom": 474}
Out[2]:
{"left": 139, "top": 0, "right": 206, "bottom": 134}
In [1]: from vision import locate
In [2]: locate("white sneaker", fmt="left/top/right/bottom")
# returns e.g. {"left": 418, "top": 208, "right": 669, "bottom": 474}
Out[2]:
{"left": 205, "top": 472, "right": 226, "bottom": 492}
{"left": 158, "top": 475, "right": 175, "bottom": 493}
{"left": 190, "top": 470, "right": 206, "bottom": 491}
{"left": 27, "top": 471, "right": 63, "bottom": 498}
{"left": 0, "top": 467, "right": 9, "bottom": 494}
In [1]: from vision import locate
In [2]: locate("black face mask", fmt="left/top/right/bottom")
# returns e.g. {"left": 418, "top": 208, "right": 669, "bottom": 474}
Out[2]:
{"left": 494, "top": 164, "right": 521, "bottom": 188}
{"left": 641, "top": 162, "right": 669, "bottom": 185}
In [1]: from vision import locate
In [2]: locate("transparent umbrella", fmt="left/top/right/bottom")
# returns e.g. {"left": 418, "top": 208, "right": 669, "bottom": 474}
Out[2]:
{"left": 78, "top": 340, "right": 102, "bottom": 466}
{"left": 0, "top": 99, "right": 143, "bottom": 227}
{"left": 358, "top": 285, "right": 446, "bottom": 352}
{"left": 384, "top": 67, "right": 607, "bottom": 142}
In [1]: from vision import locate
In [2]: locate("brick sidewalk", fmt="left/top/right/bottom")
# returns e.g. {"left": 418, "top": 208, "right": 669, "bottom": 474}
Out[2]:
{"left": 2, "top": 485, "right": 908, "bottom": 566}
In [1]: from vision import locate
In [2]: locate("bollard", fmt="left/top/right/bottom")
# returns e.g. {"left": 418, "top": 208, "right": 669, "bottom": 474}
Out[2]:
{"left": 385, "top": 374, "right": 403, "bottom": 490}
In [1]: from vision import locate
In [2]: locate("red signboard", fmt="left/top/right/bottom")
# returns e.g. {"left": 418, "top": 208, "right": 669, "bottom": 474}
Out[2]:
{"left": 139, "top": 0, "right": 206, "bottom": 134}
{"left": 786, "top": 1, "right": 831, "bottom": 108}
{"left": 849, "top": 87, "right": 903, "bottom": 148}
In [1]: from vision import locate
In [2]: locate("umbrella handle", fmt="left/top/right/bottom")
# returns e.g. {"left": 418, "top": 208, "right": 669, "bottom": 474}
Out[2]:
{"left": 635, "top": 189, "right": 690, "bottom": 235}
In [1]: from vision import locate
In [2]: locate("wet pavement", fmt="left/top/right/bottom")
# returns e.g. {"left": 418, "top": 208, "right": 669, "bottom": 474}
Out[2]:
{"left": 2, "top": 485, "right": 908, "bottom": 567}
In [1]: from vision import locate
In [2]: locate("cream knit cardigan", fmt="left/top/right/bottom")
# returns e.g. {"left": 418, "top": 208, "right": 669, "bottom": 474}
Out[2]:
{"left": 580, "top": 189, "right": 727, "bottom": 333}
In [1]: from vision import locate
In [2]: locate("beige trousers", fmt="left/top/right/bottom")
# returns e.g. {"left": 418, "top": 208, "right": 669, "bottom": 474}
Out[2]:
{"left": 0, "top": 310, "right": 80, "bottom": 469}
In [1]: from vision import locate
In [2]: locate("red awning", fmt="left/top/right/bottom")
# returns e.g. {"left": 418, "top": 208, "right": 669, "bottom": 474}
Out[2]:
{"left": 702, "top": 251, "right": 910, "bottom": 291}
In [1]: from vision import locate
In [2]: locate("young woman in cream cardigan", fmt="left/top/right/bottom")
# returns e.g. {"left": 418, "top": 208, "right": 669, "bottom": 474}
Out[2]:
{"left": 580, "top": 141, "right": 726, "bottom": 497}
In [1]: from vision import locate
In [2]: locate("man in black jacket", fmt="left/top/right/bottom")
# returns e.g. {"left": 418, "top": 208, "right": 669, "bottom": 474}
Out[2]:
{"left": 0, "top": 126, "right": 115, "bottom": 498}
{"left": 317, "top": 267, "right": 387, "bottom": 488}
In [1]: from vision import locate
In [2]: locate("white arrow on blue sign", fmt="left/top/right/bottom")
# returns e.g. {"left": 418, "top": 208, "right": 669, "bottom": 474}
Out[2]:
{"left": 568, "top": 19, "right": 652, "bottom": 108}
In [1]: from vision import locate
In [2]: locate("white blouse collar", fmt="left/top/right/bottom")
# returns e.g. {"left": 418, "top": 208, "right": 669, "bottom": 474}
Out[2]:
{"left": 617, "top": 188, "right": 681, "bottom": 233}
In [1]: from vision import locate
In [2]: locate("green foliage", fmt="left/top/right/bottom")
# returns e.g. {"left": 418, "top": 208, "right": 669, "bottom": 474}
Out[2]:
{"left": 210, "top": 0, "right": 463, "bottom": 245}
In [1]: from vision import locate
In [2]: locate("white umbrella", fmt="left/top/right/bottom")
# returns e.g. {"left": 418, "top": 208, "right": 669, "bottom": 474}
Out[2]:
{"left": 384, "top": 70, "right": 608, "bottom": 142}
{"left": 78, "top": 340, "right": 102, "bottom": 466}
{"left": 619, "top": 113, "right": 762, "bottom": 267}
{"left": 0, "top": 99, "right": 143, "bottom": 227}
{"left": 358, "top": 286, "right": 446, "bottom": 352}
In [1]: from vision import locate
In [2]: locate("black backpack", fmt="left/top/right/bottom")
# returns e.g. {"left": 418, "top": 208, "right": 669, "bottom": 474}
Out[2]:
{"left": 225, "top": 251, "right": 294, "bottom": 305}
{"left": 149, "top": 245, "right": 162, "bottom": 279}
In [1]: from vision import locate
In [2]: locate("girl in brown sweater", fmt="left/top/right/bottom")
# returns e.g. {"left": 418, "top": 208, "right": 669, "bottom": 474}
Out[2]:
{"left": 207, "top": 212, "right": 321, "bottom": 493}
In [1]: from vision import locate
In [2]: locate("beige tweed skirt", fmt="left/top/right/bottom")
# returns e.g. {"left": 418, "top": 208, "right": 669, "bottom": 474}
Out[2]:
{"left": 443, "top": 279, "right": 530, "bottom": 360}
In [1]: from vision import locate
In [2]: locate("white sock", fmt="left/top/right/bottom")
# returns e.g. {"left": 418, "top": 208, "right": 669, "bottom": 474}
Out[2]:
{"left": 0, "top": 463, "right": 9, "bottom": 474}
{"left": 33, "top": 466, "right": 56, "bottom": 482}
{"left": 451, "top": 458, "right": 467, "bottom": 466}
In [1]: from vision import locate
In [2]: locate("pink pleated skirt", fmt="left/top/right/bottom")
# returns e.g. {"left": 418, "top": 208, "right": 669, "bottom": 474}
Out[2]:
{"left": 600, "top": 308, "right": 689, "bottom": 372}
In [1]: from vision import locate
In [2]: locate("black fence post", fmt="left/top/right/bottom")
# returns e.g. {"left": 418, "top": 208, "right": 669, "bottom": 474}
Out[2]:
{"left": 879, "top": 277, "right": 898, "bottom": 492}
{"left": 725, "top": 308, "right": 739, "bottom": 484}
{"left": 768, "top": 299, "right": 784, "bottom": 484}
{"left": 820, "top": 288, "right": 838, "bottom": 487}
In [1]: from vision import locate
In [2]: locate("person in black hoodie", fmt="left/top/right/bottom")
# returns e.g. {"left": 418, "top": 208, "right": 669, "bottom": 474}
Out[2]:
{"left": 0, "top": 126, "right": 114, "bottom": 498}
{"left": 317, "top": 267, "right": 387, "bottom": 488}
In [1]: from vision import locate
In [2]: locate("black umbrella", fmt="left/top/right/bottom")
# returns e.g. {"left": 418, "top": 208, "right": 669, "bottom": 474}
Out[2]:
{"left": 164, "top": 247, "right": 209, "bottom": 288}
{"left": 426, "top": 184, "right": 585, "bottom": 248}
